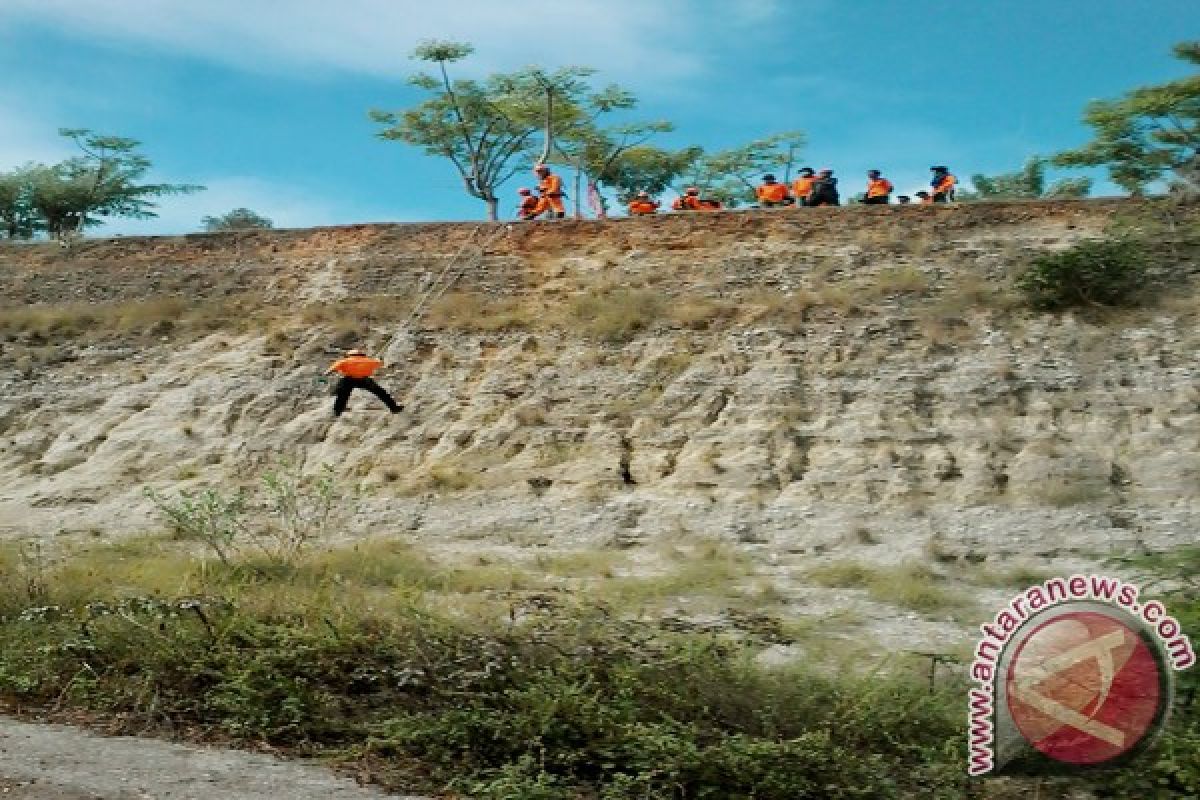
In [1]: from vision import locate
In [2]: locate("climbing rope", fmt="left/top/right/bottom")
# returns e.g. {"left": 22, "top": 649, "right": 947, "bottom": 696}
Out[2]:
{"left": 377, "top": 223, "right": 512, "bottom": 360}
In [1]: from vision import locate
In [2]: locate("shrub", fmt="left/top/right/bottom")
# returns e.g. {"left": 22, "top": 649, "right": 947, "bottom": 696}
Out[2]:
{"left": 1015, "top": 237, "right": 1146, "bottom": 310}
{"left": 145, "top": 461, "right": 352, "bottom": 567}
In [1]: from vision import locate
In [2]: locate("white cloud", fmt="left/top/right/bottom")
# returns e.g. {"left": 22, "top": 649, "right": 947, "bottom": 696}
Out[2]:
{"left": 0, "top": 0, "right": 761, "bottom": 84}
{"left": 97, "top": 175, "right": 428, "bottom": 235}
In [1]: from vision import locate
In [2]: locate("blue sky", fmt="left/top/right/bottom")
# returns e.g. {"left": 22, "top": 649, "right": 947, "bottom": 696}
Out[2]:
{"left": 0, "top": 0, "right": 1196, "bottom": 234}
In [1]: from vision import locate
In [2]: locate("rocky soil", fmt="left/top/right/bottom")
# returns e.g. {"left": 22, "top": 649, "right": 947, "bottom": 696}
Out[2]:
{"left": 0, "top": 199, "right": 1196, "bottom": 656}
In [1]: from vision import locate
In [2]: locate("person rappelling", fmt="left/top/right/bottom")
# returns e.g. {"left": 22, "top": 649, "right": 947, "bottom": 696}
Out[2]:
{"left": 324, "top": 348, "right": 403, "bottom": 416}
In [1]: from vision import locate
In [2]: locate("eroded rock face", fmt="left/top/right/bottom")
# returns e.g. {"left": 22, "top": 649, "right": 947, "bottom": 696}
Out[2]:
{"left": 0, "top": 200, "right": 1196, "bottom": 651}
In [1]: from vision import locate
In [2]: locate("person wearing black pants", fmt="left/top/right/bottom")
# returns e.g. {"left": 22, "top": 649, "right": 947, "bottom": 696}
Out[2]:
{"left": 325, "top": 349, "right": 403, "bottom": 416}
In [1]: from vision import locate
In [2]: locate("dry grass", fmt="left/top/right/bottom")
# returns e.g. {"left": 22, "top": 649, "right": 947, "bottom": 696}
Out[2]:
{"left": 426, "top": 291, "right": 538, "bottom": 331}
{"left": 963, "top": 563, "right": 1056, "bottom": 589}
{"left": 567, "top": 288, "right": 667, "bottom": 342}
{"left": 668, "top": 296, "right": 738, "bottom": 330}
{"left": 873, "top": 266, "right": 930, "bottom": 295}
{"left": 1026, "top": 479, "right": 1109, "bottom": 508}
{"left": 807, "top": 560, "right": 970, "bottom": 614}
{"left": 0, "top": 295, "right": 271, "bottom": 341}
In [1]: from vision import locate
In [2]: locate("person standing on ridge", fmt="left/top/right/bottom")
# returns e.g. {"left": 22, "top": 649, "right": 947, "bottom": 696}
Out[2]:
{"left": 628, "top": 191, "right": 660, "bottom": 215}
{"left": 864, "top": 170, "right": 893, "bottom": 205}
{"left": 791, "top": 167, "right": 816, "bottom": 207}
{"left": 930, "top": 166, "right": 957, "bottom": 203}
{"left": 324, "top": 349, "right": 403, "bottom": 417}
{"left": 808, "top": 169, "right": 840, "bottom": 207}
{"left": 516, "top": 187, "right": 541, "bottom": 220}
{"left": 755, "top": 174, "right": 792, "bottom": 207}
{"left": 533, "top": 163, "right": 566, "bottom": 218}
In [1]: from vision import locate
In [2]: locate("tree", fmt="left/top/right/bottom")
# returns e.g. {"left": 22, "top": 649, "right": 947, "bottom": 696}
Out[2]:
{"left": 551, "top": 81, "right": 677, "bottom": 216}
{"left": 677, "top": 131, "right": 807, "bottom": 207}
{"left": 971, "top": 157, "right": 1092, "bottom": 199}
{"left": 371, "top": 40, "right": 557, "bottom": 221}
{"left": 26, "top": 129, "right": 202, "bottom": 240}
{"left": 202, "top": 208, "right": 274, "bottom": 231}
{"left": 600, "top": 145, "right": 703, "bottom": 206}
{"left": 0, "top": 165, "right": 41, "bottom": 239}
{"left": 1053, "top": 40, "right": 1199, "bottom": 197}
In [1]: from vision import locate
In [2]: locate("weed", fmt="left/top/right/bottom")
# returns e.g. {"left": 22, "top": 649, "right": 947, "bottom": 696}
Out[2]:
{"left": 807, "top": 561, "right": 968, "bottom": 614}
{"left": 567, "top": 288, "right": 665, "bottom": 342}
{"left": 874, "top": 266, "right": 930, "bottom": 295}
{"left": 1016, "top": 237, "right": 1146, "bottom": 310}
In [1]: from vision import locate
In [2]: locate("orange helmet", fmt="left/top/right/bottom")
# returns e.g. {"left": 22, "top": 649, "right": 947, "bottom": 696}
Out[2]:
{"left": 534, "top": 163, "right": 549, "bottom": 174}
{"left": 637, "top": 191, "right": 649, "bottom": 198}
{"left": 685, "top": 187, "right": 699, "bottom": 195}
{"left": 518, "top": 187, "right": 532, "bottom": 195}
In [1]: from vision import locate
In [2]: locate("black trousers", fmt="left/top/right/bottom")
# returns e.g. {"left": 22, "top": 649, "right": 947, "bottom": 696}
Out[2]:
{"left": 863, "top": 195, "right": 889, "bottom": 205}
{"left": 333, "top": 376, "right": 401, "bottom": 415}
{"left": 932, "top": 193, "right": 950, "bottom": 203}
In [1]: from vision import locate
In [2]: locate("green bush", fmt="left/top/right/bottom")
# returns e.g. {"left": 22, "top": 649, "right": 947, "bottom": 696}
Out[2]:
{"left": 1015, "top": 237, "right": 1146, "bottom": 310}
{"left": 0, "top": 539, "right": 972, "bottom": 798}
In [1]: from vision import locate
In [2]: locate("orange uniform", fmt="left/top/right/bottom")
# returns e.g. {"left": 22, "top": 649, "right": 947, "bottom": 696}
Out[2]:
{"left": 628, "top": 199, "right": 659, "bottom": 215}
{"left": 329, "top": 355, "right": 383, "bottom": 379}
{"left": 673, "top": 195, "right": 721, "bottom": 211}
{"left": 518, "top": 195, "right": 541, "bottom": 219}
{"left": 866, "top": 177, "right": 894, "bottom": 198}
{"left": 536, "top": 171, "right": 565, "bottom": 216}
{"left": 932, "top": 173, "right": 957, "bottom": 201}
{"left": 756, "top": 182, "right": 790, "bottom": 205}
{"left": 791, "top": 176, "right": 815, "bottom": 203}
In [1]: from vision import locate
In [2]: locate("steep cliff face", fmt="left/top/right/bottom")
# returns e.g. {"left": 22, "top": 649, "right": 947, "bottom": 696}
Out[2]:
{"left": 1, "top": 200, "right": 1197, "bottom": 650}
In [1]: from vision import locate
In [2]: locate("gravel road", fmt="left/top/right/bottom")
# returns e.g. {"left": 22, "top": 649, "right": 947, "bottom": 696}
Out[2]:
{"left": 0, "top": 717, "right": 426, "bottom": 800}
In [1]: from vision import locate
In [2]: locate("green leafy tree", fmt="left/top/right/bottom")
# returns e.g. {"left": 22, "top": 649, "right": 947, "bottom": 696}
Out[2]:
{"left": 371, "top": 40, "right": 585, "bottom": 221}
{"left": 529, "top": 79, "right": 689, "bottom": 217}
{"left": 971, "top": 157, "right": 1092, "bottom": 199}
{"left": 0, "top": 165, "right": 41, "bottom": 239}
{"left": 601, "top": 145, "right": 703, "bottom": 206}
{"left": 202, "top": 208, "right": 274, "bottom": 231}
{"left": 678, "top": 131, "right": 806, "bottom": 207}
{"left": 26, "top": 129, "right": 202, "bottom": 240}
{"left": 1053, "top": 40, "right": 1200, "bottom": 197}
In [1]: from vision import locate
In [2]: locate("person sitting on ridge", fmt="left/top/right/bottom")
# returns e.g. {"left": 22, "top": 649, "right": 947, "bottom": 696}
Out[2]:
{"left": 863, "top": 170, "right": 893, "bottom": 205}
{"left": 324, "top": 348, "right": 403, "bottom": 417}
{"left": 930, "top": 166, "right": 957, "bottom": 203}
{"left": 915, "top": 190, "right": 933, "bottom": 205}
{"left": 516, "top": 187, "right": 541, "bottom": 220}
{"left": 755, "top": 174, "right": 792, "bottom": 207}
{"left": 533, "top": 163, "right": 566, "bottom": 218}
{"left": 628, "top": 191, "right": 660, "bottom": 215}
{"left": 672, "top": 187, "right": 722, "bottom": 211}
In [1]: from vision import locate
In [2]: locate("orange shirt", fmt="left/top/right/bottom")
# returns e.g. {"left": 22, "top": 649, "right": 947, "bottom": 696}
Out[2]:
{"left": 330, "top": 356, "right": 383, "bottom": 378}
{"left": 756, "top": 182, "right": 790, "bottom": 203}
{"left": 933, "top": 174, "right": 957, "bottom": 195}
{"left": 792, "top": 176, "right": 815, "bottom": 199}
{"left": 538, "top": 173, "right": 563, "bottom": 196}
{"left": 673, "top": 195, "right": 700, "bottom": 210}
{"left": 628, "top": 199, "right": 659, "bottom": 215}
{"left": 866, "top": 177, "right": 894, "bottom": 198}
{"left": 518, "top": 196, "right": 540, "bottom": 215}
